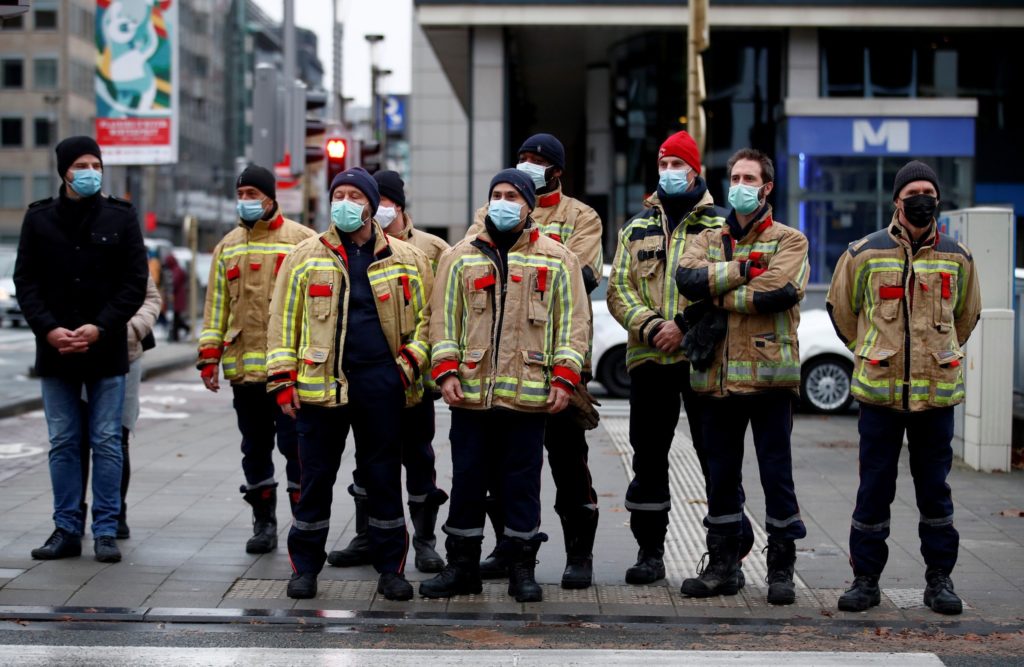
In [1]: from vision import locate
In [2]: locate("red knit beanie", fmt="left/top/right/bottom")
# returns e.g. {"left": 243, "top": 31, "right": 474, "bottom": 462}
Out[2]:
{"left": 658, "top": 131, "right": 701, "bottom": 174}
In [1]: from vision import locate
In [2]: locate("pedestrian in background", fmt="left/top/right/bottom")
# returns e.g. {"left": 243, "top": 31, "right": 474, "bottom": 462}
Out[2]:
{"left": 328, "top": 170, "right": 450, "bottom": 574}
{"left": 466, "top": 134, "right": 605, "bottom": 590}
{"left": 268, "top": 167, "right": 432, "bottom": 601}
{"left": 165, "top": 253, "right": 188, "bottom": 342}
{"left": 419, "top": 169, "right": 589, "bottom": 603}
{"left": 828, "top": 160, "right": 982, "bottom": 615}
{"left": 677, "top": 148, "right": 809, "bottom": 605}
{"left": 14, "top": 135, "right": 148, "bottom": 564}
{"left": 197, "top": 165, "right": 315, "bottom": 555}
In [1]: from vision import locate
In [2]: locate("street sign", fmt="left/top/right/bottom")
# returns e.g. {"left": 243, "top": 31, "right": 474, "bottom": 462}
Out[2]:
{"left": 384, "top": 95, "right": 407, "bottom": 135}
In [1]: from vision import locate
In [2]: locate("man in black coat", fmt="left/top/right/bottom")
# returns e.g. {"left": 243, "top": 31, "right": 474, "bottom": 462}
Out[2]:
{"left": 14, "top": 136, "right": 148, "bottom": 564}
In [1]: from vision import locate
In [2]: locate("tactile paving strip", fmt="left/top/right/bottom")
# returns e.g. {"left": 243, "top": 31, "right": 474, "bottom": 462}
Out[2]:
{"left": 884, "top": 588, "right": 971, "bottom": 610}
{"left": 225, "top": 578, "right": 377, "bottom": 601}
{"left": 596, "top": 584, "right": 674, "bottom": 606}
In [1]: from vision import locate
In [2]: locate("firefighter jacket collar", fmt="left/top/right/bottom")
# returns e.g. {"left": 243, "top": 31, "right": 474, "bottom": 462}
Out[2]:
{"left": 888, "top": 217, "right": 938, "bottom": 252}
{"left": 321, "top": 220, "right": 394, "bottom": 264}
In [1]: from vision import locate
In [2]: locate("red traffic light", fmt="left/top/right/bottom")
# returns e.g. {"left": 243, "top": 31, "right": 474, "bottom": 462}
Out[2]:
{"left": 326, "top": 138, "right": 347, "bottom": 160}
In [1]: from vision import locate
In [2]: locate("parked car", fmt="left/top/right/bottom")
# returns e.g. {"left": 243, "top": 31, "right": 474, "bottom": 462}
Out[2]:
{"left": 590, "top": 265, "right": 855, "bottom": 414}
{"left": 0, "top": 245, "right": 23, "bottom": 327}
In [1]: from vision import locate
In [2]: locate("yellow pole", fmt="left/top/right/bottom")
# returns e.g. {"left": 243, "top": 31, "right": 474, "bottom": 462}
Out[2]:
{"left": 687, "top": 0, "right": 710, "bottom": 161}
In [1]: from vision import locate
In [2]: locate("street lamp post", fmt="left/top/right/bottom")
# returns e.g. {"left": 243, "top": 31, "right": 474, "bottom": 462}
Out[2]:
{"left": 364, "top": 34, "right": 384, "bottom": 143}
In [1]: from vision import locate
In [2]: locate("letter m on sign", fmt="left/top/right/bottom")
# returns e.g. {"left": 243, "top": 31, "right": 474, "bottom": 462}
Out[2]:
{"left": 852, "top": 120, "right": 910, "bottom": 153}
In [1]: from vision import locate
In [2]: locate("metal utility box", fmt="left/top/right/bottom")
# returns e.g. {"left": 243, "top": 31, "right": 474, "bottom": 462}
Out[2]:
{"left": 938, "top": 207, "right": 1015, "bottom": 472}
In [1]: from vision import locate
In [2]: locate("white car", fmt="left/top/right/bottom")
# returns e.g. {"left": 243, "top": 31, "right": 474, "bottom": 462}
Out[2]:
{"left": 591, "top": 265, "right": 855, "bottom": 414}
{"left": 0, "top": 245, "right": 23, "bottom": 327}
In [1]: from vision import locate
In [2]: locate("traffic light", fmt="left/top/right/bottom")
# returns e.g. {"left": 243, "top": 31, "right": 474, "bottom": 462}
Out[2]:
{"left": 325, "top": 137, "right": 348, "bottom": 190}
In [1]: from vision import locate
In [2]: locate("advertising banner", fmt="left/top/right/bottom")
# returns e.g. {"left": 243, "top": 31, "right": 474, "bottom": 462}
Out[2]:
{"left": 94, "top": 0, "right": 179, "bottom": 164}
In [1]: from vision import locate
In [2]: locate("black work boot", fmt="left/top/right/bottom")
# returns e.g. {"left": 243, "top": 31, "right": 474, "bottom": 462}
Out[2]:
{"left": 924, "top": 568, "right": 963, "bottom": 615}
{"left": 625, "top": 546, "right": 666, "bottom": 585}
{"left": 242, "top": 485, "right": 278, "bottom": 554}
{"left": 31, "top": 528, "right": 82, "bottom": 560}
{"left": 287, "top": 572, "right": 317, "bottom": 599}
{"left": 764, "top": 538, "right": 797, "bottom": 605}
{"left": 838, "top": 575, "right": 881, "bottom": 612}
{"left": 560, "top": 510, "right": 598, "bottom": 589}
{"left": 378, "top": 572, "right": 414, "bottom": 601}
{"left": 479, "top": 495, "right": 509, "bottom": 579}
{"left": 420, "top": 535, "right": 484, "bottom": 598}
{"left": 116, "top": 426, "right": 131, "bottom": 539}
{"left": 508, "top": 535, "right": 547, "bottom": 603}
{"left": 327, "top": 493, "right": 372, "bottom": 567}
{"left": 410, "top": 492, "right": 448, "bottom": 573}
{"left": 680, "top": 535, "right": 741, "bottom": 597}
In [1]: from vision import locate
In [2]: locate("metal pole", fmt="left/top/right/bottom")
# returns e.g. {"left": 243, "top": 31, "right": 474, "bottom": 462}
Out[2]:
{"left": 332, "top": 0, "right": 343, "bottom": 123}
{"left": 687, "top": 0, "right": 709, "bottom": 159}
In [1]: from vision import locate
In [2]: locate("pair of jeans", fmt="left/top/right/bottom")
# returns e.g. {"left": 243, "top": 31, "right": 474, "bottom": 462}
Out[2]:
{"left": 41, "top": 374, "right": 125, "bottom": 537}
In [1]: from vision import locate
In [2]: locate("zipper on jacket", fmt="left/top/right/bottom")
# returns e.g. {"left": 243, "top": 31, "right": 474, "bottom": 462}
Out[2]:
{"left": 489, "top": 251, "right": 507, "bottom": 405}
{"left": 900, "top": 250, "right": 911, "bottom": 411}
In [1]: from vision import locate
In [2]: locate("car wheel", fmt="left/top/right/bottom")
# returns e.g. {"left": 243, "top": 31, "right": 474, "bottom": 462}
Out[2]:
{"left": 597, "top": 345, "right": 630, "bottom": 398}
{"left": 801, "top": 355, "right": 853, "bottom": 414}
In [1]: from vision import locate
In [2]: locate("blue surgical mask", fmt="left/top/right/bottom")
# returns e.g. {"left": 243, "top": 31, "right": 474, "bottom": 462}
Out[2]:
{"left": 487, "top": 199, "right": 523, "bottom": 232}
{"left": 727, "top": 183, "right": 763, "bottom": 215}
{"left": 516, "top": 161, "right": 548, "bottom": 189}
{"left": 70, "top": 169, "right": 102, "bottom": 197}
{"left": 236, "top": 199, "right": 265, "bottom": 222}
{"left": 658, "top": 168, "right": 690, "bottom": 196}
{"left": 331, "top": 200, "right": 367, "bottom": 232}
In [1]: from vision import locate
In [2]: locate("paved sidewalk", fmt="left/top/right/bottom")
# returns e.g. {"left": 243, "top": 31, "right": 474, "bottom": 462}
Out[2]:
{"left": 0, "top": 367, "right": 1021, "bottom": 628}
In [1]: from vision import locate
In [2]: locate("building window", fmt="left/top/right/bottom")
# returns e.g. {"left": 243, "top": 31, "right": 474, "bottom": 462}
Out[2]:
{"left": 32, "top": 174, "right": 52, "bottom": 201}
{"left": 33, "top": 57, "right": 58, "bottom": 89}
{"left": 0, "top": 14, "right": 24, "bottom": 30}
{"left": 33, "top": 4, "right": 58, "bottom": 31}
{"left": 1, "top": 58, "right": 24, "bottom": 89}
{"left": 1, "top": 118, "right": 23, "bottom": 148}
{"left": 0, "top": 175, "right": 24, "bottom": 209}
{"left": 34, "top": 117, "right": 52, "bottom": 147}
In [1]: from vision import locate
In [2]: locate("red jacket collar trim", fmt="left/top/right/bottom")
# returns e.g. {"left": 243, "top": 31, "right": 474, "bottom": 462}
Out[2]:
{"left": 538, "top": 191, "right": 561, "bottom": 208}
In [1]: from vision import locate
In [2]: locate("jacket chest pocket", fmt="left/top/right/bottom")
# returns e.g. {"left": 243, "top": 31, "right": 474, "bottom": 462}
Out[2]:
{"left": 225, "top": 259, "right": 243, "bottom": 302}
{"left": 90, "top": 230, "right": 120, "bottom": 252}
{"left": 872, "top": 273, "right": 904, "bottom": 322}
{"left": 635, "top": 239, "right": 665, "bottom": 280}
{"left": 395, "top": 274, "right": 416, "bottom": 336}
{"left": 526, "top": 267, "right": 550, "bottom": 326}
{"left": 465, "top": 268, "right": 494, "bottom": 313}
{"left": 307, "top": 271, "right": 335, "bottom": 321}
{"left": 931, "top": 271, "right": 957, "bottom": 333}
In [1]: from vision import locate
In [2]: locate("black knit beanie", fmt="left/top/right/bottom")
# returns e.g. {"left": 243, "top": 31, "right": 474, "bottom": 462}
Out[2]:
{"left": 55, "top": 136, "right": 102, "bottom": 177}
{"left": 892, "top": 160, "right": 940, "bottom": 201}
{"left": 517, "top": 133, "right": 565, "bottom": 171}
{"left": 236, "top": 165, "right": 277, "bottom": 201}
{"left": 373, "top": 170, "right": 406, "bottom": 209}
{"left": 490, "top": 168, "right": 537, "bottom": 210}
{"left": 330, "top": 167, "right": 381, "bottom": 212}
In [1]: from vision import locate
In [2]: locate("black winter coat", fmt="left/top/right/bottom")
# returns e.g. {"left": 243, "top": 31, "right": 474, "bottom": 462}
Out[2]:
{"left": 14, "top": 188, "right": 148, "bottom": 379}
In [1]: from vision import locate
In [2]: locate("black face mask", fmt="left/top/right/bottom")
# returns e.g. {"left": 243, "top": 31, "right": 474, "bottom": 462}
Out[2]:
{"left": 902, "top": 194, "right": 938, "bottom": 228}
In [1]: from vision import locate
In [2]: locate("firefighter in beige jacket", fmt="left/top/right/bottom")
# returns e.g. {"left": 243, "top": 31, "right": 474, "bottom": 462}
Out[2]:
{"left": 419, "top": 169, "right": 589, "bottom": 604}
{"left": 266, "top": 168, "right": 431, "bottom": 603}
{"left": 196, "top": 165, "right": 315, "bottom": 555}
{"left": 327, "top": 170, "right": 451, "bottom": 575}
{"left": 827, "top": 160, "right": 981, "bottom": 616}
{"left": 676, "top": 149, "right": 808, "bottom": 606}
{"left": 467, "top": 133, "right": 604, "bottom": 589}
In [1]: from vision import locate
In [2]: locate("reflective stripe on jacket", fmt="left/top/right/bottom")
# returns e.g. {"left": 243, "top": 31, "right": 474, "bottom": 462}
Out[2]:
{"left": 197, "top": 212, "right": 315, "bottom": 383}
{"left": 266, "top": 222, "right": 433, "bottom": 407}
{"left": 826, "top": 215, "right": 981, "bottom": 411}
{"left": 429, "top": 222, "right": 590, "bottom": 412}
{"left": 677, "top": 206, "right": 810, "bottom": 397}
{"left": 470, "top": 186, "right": 603, "bottom": 293}
{"left": 606, "top": 191, "right": 725, "bottom": 370}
